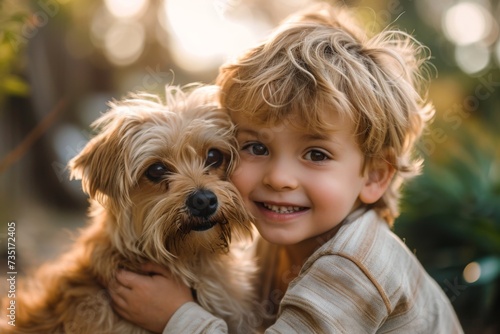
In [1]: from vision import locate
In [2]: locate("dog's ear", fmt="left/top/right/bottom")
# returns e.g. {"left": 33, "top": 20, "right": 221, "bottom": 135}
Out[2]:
{"left": 69, "top": 107, "right": 136, "bottom": 206}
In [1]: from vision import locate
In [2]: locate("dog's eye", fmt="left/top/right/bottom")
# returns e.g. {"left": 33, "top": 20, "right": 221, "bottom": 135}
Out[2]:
{"left": 146, "top": 163, "right": 169, "bottom": 182}
{"left": 205, "top": 149, "right": 224, "bottom": 169}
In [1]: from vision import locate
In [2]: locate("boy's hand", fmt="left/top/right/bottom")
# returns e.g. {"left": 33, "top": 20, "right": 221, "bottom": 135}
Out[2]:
{"left": 109, "top": 263, "right": 194, "bottom": 333}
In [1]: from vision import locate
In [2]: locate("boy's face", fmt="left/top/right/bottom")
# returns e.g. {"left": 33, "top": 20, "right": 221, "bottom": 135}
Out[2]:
{"left": 231, "top": 111, "right": 374, "bottom": 246}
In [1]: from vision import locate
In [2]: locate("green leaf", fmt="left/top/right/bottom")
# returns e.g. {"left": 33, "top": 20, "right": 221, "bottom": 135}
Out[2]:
{"left": 1, "top": 75, "right": 29, "bottom": 96}
{"left": 8, "top": 12, "right": 29, "bottom": 23}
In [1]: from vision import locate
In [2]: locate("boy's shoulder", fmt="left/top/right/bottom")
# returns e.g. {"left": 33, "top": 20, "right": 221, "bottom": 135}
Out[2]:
{"left": 310, "top": 209, "right": 405, "bottom": 263}
{"left": 296, "top": 209, "right": 462, "bottom": 332}
{"left": 303, "top": 209, "right": 425, "bottom": 303}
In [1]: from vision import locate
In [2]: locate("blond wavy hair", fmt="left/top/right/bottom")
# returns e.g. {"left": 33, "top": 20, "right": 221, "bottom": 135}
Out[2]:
{"left": 217, "top": 3, "right": 435, "bottom": 225}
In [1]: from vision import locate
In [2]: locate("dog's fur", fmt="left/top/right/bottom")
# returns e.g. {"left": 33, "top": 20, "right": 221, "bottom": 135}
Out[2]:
{"left": 1, "top": 85, "right": 257, "bottom": 333}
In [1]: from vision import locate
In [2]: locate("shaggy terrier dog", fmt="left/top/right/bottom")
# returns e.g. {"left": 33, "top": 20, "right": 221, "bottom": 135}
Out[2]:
{"left": 1, "top": 85, "right": 256, "bottom": 333}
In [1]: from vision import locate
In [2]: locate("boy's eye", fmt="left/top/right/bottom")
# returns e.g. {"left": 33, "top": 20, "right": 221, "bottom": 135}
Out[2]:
{"left": 305, "top": 150, "right": 329, "bottom": 162}
{"left": 242, "top": 143, "right": 268, "bottom": 156}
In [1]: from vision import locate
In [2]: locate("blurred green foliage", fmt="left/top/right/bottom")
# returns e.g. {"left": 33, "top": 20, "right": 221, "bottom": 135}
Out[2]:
{"left": 396, "top": 114, "right": 500, "bottom": 331}
{"left": 0, "top": 1, "right": 30, "bottom": 106}
{"left": 388, "top": 2, "right": 500, "bottom": 331}
{"left": 399, "top": 120, "right": 500, "bottom": 253}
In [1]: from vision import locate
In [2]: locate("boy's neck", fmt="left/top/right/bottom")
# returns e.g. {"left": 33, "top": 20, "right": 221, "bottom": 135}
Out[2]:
{"left": 283, "top": 206, "right": 369, "bottom": 268}
{"left": 283, "top": 223, "right": 343, "bottom": 268}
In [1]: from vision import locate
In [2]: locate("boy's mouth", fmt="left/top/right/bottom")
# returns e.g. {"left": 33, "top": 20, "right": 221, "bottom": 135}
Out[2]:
{"left": 261, "top": 202, "right": 306, "bottom": 214}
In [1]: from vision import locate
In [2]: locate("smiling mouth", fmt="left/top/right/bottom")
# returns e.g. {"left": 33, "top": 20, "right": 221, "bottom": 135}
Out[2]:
{"left": 260, "top": 202, "right": 306, "bottom": 214}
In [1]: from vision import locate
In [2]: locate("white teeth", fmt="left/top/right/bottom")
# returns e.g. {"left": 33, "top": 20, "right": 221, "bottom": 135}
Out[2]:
{"left": 263, "top": 203, "right": 303, "bottom": 214}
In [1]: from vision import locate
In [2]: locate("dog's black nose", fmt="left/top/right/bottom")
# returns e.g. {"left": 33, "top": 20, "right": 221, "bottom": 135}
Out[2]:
{"left": 186, "top": 189, "right": 218, "bottom": 217}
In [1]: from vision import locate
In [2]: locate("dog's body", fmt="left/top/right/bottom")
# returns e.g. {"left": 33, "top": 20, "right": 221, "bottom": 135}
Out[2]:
{"left": 1, "top": 85, "right": 256, "bottom": 333}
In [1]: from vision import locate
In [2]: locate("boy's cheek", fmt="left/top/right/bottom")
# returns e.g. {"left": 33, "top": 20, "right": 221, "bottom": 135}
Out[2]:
{"left": 230, "top": 164, "right": 253, "bottom": 192}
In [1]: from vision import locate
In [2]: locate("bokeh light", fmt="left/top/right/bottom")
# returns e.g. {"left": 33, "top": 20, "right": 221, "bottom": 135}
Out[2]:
{"left": 104, "top": 21, "right": 146, "bottom": 66}
{"left": 442, "top": 2, "right": 491, "bottom": 46}
{"left": 160, "top": 0, "right": 269, "bottom": 73}
{"left": 495, "top": 39, "right": 500, "bottom": 66}
{"left": 104, "top": 0, "right": 149, "bottom": 19}
{"left": 463, "top": 261, "right": 481, "bottom": 284}
{"left": 454, "top": 43, "right": 490, "bottom": 74}
{"left": 440, "top": 1, "right": 499, "bottom": 75}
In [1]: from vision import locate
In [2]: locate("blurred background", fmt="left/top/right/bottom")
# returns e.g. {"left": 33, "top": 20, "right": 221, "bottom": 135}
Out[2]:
{"left": 0, "top": 0, "right": 499, "bottom": 332}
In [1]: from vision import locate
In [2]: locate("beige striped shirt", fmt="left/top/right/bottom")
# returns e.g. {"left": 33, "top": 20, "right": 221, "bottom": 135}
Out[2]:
{"left": 164, "top": 209, "right": 463, "bottom": 333}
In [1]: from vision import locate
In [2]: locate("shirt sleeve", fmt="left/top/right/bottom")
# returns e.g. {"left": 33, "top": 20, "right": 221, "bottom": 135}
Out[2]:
{"left": 163, "top": 254, "right": 389, "bottom": 334}
{"left": 163, "top": 302, "right": 228, "bottom": 334}
{"left": 265, "top": 254, "right": 389, "bottom": 334}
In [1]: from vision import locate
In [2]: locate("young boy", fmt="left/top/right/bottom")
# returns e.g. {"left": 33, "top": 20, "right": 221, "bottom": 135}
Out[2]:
{"left": 110, "top": 3, "right": 463, "bottom": 333}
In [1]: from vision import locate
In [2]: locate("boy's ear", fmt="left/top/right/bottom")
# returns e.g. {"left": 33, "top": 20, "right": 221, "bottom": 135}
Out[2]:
{"left": 359, "top": 155, "right": 395, "bottom": 204}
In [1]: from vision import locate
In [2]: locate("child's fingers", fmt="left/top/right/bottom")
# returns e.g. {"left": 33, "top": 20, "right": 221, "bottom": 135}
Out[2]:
{"left": 108, "top": 282, "right": 133, "bottom": 317}
{"left": 110, "top": 295, "right": 136, "bottom": 324}
{"left": 139, "top": 262, "right": 171, "bottom": 277}
{"left": 114, "top": 268, "right": 142, "bottom": 289}
{"left": 108, "top": 285, "right": 127, "bottom": 307}
{"left": 108, "top": 270, "right": 137, "bottom": 307}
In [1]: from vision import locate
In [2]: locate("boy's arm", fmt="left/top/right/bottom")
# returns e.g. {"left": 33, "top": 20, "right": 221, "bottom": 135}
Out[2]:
{"left": 265, "top": 254, "right": 389, "bottom": 333}
{"left": 266, "top": 254, "right": 463, "bottom": 333}
{"left": 165, "top": 254, "right": 387, "bottom": 334}
{"left": 163, "top": 302, "right": 228, "bottom": 334}
{"left": 109, "top": 256, "right": 387, "bottom": 333}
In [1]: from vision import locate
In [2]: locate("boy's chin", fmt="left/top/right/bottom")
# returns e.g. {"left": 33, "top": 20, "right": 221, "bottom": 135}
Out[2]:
{"left": 255, "top": 224, "right": 300, "bottom": 246}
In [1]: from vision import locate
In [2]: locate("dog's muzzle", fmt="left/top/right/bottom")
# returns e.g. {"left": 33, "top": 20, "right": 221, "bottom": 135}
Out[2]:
{"left": 185, "top": 189, "right": 219, "bottom": 231}
{"left": 186, "top": 188, "right": 218, "bottom": 218}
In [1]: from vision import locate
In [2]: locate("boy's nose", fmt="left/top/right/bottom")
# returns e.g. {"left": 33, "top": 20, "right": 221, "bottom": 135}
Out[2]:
{"left": 262, "top": 159, "right": 299, "bottom": 191}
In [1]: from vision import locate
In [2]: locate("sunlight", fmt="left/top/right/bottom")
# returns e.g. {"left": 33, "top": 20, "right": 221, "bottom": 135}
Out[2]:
{"left": 443, "top": 2, "right": 491, "bottom": 46}
{"left": 104, "top": 0, "right": 149, "bottom": 19}
{"left": 161, "top": 0, "right": 267, "bottom": 72}
{"left": 104, "top": 21, "right": 146, "bottom": 66}
{"left": 496, "top": 40, "right": 500, "bottom": 67}
{"left": 455, "top": 43, "right": 490, "bottom": 74}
